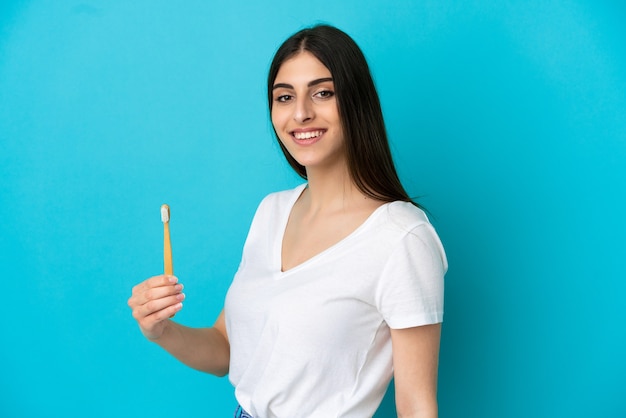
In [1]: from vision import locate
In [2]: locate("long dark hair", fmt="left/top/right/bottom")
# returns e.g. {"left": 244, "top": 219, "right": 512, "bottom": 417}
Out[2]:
{"left": 268, "top": 24, "right": 417, "bottom": 205}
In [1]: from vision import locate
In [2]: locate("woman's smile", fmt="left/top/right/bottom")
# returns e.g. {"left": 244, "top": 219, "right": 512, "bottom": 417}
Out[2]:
{"left": 291, "top": 129, "right": 327, "bottom": 144}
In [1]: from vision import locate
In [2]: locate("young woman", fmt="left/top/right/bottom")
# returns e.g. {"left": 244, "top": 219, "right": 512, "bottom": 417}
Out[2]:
{"left": 128, "top": 25, "right": 447, "bottom": 418}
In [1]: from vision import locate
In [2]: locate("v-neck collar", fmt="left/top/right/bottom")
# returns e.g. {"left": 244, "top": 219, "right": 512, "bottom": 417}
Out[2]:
{"left": 275, "top": 184, "right": 390, "bottom": 277}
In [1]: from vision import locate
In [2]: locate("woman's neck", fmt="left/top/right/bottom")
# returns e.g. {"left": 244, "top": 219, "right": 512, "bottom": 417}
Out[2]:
{"left": 303, "top": 163, "right": 372, "bottom": 214}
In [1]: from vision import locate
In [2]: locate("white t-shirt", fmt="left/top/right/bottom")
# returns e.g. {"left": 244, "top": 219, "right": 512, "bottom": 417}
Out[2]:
{"left": 224, "top": 184, "right": 447, "bottom": 417}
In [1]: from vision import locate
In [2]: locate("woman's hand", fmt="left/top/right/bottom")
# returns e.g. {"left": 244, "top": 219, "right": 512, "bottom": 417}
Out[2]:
{"left": 127, "top": 275, "right": 185, "bottom": 340}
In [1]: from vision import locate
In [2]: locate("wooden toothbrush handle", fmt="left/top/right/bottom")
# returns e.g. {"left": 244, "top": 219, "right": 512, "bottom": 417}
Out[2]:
{"left": 164, "top": 223, "right": 173, "bottom": 275}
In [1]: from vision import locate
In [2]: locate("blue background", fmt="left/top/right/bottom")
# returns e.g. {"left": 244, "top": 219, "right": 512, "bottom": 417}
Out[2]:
{"left": 1, "top": 1, "right": 625, "bottom": 417}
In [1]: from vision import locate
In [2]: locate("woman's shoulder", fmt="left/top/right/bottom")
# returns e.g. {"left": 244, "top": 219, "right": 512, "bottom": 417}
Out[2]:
{"left": 245, "top": 184, "right": 306, "bottom": 232}
{"left": 381, "top": 200, "right": 432, "bottom": 233}
{"left": 381, "top": 201, "right": 447, "bottom": 271}
{"left": 256, "top": 183, "right": 307, "bottom": 211}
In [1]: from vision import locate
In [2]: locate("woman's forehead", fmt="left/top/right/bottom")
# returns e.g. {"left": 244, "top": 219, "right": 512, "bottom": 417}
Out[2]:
{"left": 274, "top": 51, "right": 332, "bottom": 84}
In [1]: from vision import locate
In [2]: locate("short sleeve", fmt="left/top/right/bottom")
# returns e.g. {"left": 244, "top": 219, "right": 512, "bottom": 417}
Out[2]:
{"left": 375, "top": 223, "right": 447, "bottom": 329}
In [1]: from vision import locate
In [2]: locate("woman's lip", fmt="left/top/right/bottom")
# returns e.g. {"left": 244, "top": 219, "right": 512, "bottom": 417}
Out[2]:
{"left": 290, "top": 128, "right": 327, "bottom": 134}
{"left": 290, "top": 129, "right": 326, "bottom": 145}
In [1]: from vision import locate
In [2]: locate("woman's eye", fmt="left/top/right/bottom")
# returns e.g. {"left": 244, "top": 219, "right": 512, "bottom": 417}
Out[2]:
{"left": 314, "top": 90, "right": 335, "bottom": 99}
{"left": 275, "top": 94, "right": 293, "bottom": 103}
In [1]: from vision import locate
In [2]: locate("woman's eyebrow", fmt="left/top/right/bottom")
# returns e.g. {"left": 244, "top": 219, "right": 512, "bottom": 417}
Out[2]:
{"left": 272, "top": 77, "right": 334, "bottom": 90}
{"left": 308, "top": 77, "right": 333, "bottom": 87}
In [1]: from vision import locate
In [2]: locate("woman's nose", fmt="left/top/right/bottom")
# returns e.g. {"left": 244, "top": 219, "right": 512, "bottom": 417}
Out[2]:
{"left": 293, "top": 97, "right": 314, "bottom": 123}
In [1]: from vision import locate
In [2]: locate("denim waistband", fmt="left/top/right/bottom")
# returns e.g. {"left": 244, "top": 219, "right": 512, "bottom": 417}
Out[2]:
{"left": 234, "top": 404, "right": 254, "bottom": 418}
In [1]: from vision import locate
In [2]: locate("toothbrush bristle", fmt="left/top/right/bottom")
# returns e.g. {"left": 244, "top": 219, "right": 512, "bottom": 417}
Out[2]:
{"left": 161, "top": 204, "right": 170, "bottom": 223}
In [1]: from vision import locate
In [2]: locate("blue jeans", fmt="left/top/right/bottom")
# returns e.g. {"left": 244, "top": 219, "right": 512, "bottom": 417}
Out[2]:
{"left": 234, "top": 405, "right": 254, "bottom": 418}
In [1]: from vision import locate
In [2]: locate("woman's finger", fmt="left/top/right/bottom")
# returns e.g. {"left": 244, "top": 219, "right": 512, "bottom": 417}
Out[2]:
{"left": 132, "top": 282, "right": 184, "bottom": 307}
{"left": 128, "top": 275, "right": 181, "bottom": 309}
{"left": 132, "top": 275, "right": 178, "bottom": 296}
{"left": 133, "top": 293, "right": 186, "bottom": 321}
{"left": 144, "top": 301, "right": 184, "bottom": 325}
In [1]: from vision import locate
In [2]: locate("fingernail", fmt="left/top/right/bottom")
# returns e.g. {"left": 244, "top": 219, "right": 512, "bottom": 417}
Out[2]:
{"left": 174, "top": 284, "right": 184, "bottom": 291}
{"left": 168, "top": 276, "right": 178, "bottom": 284}
{"left": 177, "top": 293, "right": 186, "bottom": 301}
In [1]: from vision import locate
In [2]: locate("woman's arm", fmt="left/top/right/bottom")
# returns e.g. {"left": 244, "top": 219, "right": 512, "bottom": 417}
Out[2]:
{"left": 391, "top": 323, "right": 441, "bottom": 418}
{"left": 150, "top": 311, "right": 230, "bottom": 376}
{"left": 128, "top": 275, "right": 230, "bottom": 376}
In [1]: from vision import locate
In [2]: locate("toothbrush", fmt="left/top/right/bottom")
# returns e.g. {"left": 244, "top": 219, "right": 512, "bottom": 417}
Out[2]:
{"left": 161, "top": 204, "right": 173, "bottom": 276}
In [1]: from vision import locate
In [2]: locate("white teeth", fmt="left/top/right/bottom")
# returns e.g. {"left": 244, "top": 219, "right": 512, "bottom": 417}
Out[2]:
{"left": 294, "top": 131, "right": 323, "bottom": 140}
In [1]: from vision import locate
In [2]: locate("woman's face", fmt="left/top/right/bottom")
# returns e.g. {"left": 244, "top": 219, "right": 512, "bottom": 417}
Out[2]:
{"left": 271, "top": 51, "right": 345, "bottom": 172}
